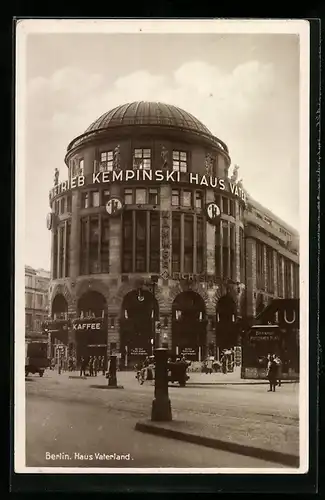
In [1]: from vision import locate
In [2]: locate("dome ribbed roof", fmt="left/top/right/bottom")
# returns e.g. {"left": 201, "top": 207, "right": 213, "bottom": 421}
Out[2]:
{"left": 85, "top": 101, "right": 213, "bottom": 136}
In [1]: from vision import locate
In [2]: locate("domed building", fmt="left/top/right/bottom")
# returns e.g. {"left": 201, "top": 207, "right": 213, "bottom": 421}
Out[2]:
{"left": 46, "top": 101, "right": 299, "bottom": 374}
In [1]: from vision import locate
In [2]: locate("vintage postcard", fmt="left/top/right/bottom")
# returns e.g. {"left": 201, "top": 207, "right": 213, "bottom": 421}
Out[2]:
{"left": 15, "top": 19, "right": 310, "bottom": 476}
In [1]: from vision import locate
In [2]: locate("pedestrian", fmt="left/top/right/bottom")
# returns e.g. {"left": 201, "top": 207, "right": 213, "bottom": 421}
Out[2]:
{"left": 93, "top": 356, "right": 99, "bottom": 377}
{"left": 206, "top": 356, "right": 213, "bottom": 374}
{"left": 102, "top": 356, "right": 106, "bottom": 376}
{"left": 266, "top": 354, "right": 277, "bottom": 392}
{"left": 89, "top": 356, "right": 94, "bottom": 376}
{"left": 274, "top": 355, "right": 283, "bottom": 387}
{"left": 221, "top": 354, "right": 227, "bottom": 374}
{"left": 80, "top": 356, "right": 87, "bottom": 377}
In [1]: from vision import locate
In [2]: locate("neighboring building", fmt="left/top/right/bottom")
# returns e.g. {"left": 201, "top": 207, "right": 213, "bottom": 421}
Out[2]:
{"left": 25, "top": 266, "right": 51, "bottom": 337}
{"left": 244, "top": 196, "right": 299, "bottom": 318}
{"left": 45, "top": 101, "right": 299, "bottom": 369}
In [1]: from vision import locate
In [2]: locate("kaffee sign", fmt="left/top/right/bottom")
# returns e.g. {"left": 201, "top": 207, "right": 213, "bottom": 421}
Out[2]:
{"left": 50, "top": 169, "right": 246, "bottom": 202}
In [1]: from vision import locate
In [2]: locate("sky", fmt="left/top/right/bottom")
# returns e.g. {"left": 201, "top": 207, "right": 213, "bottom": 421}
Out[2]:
{"left": 22, "top": 29, "right": 301, "bottom": 270}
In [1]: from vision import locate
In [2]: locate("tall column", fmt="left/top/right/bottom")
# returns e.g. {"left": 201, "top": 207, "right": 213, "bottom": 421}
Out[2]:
{"left": 109, "top": 185, "right": 122, "bottom": 274}
{"left": 281, "top": 257, "right": 285, "bottom": 298}
{"left": 245, "top": 238, "right": 256, "bottom": 317}
{"left": 290, "top": 262, "right": 294, "bottom": 298}
{"left": 206, "top": 189, "right": 215, "bottom": 274}
{"left": 263, "top": 245, "right": 267, "bottom": 292}
{"left": 70, "top": 190, "right": 81, "bottom": 279}
{"left": 160, "top": 186, "right": 172, "bottom": 280}
{"left": 273, "top": 251, "right": 278, "bottom": 297}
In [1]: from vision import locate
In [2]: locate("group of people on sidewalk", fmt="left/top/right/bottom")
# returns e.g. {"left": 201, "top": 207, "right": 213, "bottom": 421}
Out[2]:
{"left": 79, "top": 356, "right": 106, "bottom": 377}
{"left": 266, "top": 354, "right": 283, "bottom": 392}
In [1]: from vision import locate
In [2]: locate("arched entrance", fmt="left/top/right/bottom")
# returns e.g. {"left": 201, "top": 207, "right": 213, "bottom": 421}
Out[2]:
{"left": 74, "top": 291, "right": 108, "bottom": 363}
{"left": 172, "top": 291, "right": 207, "bottom": 361}
{"left": 215, "top": 294, "right": 238, "bottom": 357}
{"left": 120, "top": 289, "right": 159, "bottom": 369}
{"left": 50, "top": 294, "right": 69, "bottom": 360}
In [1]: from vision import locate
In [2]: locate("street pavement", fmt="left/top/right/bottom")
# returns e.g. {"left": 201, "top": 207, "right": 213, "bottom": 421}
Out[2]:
{"left": 25, "top": 369, "right": 299, "bottom": 469}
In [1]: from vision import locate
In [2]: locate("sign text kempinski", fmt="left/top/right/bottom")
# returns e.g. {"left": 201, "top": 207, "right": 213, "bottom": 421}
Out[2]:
{"left": 49, "top": 169, "right": 247, "bottom": 202}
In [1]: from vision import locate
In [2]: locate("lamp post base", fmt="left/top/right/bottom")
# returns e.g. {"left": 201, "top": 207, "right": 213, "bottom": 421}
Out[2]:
{"left": 151, "top": 396, "right": 172, "bottom": 422}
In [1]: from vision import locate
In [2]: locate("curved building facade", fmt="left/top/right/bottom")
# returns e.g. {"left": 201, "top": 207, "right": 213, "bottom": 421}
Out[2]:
{"left": 46, "top": 101, "right": 298, "bottom": 369}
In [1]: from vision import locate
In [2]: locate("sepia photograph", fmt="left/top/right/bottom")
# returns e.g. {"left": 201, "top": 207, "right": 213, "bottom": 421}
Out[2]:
{"left": 15, "top": 19, "right": 310, "bottom": 475}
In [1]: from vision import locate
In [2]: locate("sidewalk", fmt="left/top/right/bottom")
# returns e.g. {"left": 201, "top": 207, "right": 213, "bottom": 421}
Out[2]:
{"left": 186, "top": 371, "right": 298, "bottom": 385}
{"left": 135, "top": 402, "right": 299, "bottom": 467}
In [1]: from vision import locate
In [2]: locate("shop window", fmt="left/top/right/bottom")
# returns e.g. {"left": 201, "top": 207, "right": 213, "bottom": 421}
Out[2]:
{"left": 92, "top": 191, "right": 100, "bottom": 207}
{"left": 101, "top": 217, "right": 110, "bottom": 273}
{"left": 133, "top": 148, "right": 151, "bottom": 170}
{"left": 222, "top": 221, "right": 229, "bottom": 278}
{"left": 266, "top": 247, "right": 274, "bottom": 293}
{"left": 122, "top": 211, "right": 133, "bottom": 273}
{"left": 81, "top": 192, "right": 89, "bottom": 209}
{"left": 53, "top": 231, "right": 58, "bottom": 279}
{"left": 222, "top": 197, "right": 229, "bottom": 215}
{"left": 25, "top": 313, "right": 33, "bottom": 330}
{"left": 65, "top": 221, "right": 71, "bottom": 277}
{"left": 172, "top": 189, "right": 180, "bottom": 206}
{"left": 102, "top": 190, "right": 111, "bottom": 204}
{"left": 195, "top": 191, "right": 203, "bottom": 209}
{"left": 230, "top": 199, "right": 236, "bottom": 217}
{"left": 173, "top": 151, "right": 187, "bottom": 172}
{"left": 67, "top": 195, "right": 72, "bottom": 213}
{"left": 135, "top": 188, "right": 147, "bottom": 205}
{"left": 256, "top": 242, "right": 265, "bottom": 290}
{"left": 230, "top": 224, "right": 236, "bottom": 280}
{"left": 135, "top": 212, "right": 147, "bottom": 272}
{"left": 79, "top": 159, "right": 84, "bottom": 176}
{"left": 240, "top": 227, "right": 245, "bottom": 283}
{"left": 284, "top": 258, "right": 292, "bottom": 298}
{"left": 58, "top": 225, "right": 65, "bottom": 278}
{"left": 196, "top": 216, "right": 204, "bottom": 273}
{"left": 60, "top": 197, "right": 65, "bottom": 214}
{"left": 184, "top": 215, "right": 193, "bottom": 273}
{"left": 99, "top": 151, "right": 113, "bottom": 172}
{"left": 124, "top": 189, "right": 133, "bottom": 205}
{"left": 148, "top": 188, "right": 158, "bottom": 205}
{"left": 183, "top": 190, "right": 192, "bottom": 208}
{"left": 89, "top": 217, "right": 100, "bottom": 274}
{"left": 122, "top": 210, "right": 161, "bottom": 274}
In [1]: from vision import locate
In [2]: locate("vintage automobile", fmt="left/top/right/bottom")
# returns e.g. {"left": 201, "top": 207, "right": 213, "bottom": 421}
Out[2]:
{"left": 25, "top": 340, "right": 50, "bottom": 377}
{"left": 167, "top": 361, "right": 190, "bottom": 387}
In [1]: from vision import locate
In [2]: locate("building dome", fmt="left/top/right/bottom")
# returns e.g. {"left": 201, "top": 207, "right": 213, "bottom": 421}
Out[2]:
{"left": 66, "top": 101, "right": 228, "bottom": 153}
{"left": 85, "top": 101, "right": 213, "bottom": 136}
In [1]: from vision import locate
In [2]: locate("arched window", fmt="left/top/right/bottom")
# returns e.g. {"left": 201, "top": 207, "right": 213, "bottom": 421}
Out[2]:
{"left": 77, "top": 291, "right": 107, "bottom": 319}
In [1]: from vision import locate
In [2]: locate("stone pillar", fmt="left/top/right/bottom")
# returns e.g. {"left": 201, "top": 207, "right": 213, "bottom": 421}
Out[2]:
{"left": 290, "top": 262, "right": 294, "bottom": 298}
{"left": 160, "top": 186, "right": 172, "bottom": 280}
{"left": 281, "top": 257, "right": 285, "bottom": 298}
{"left": 273, "top": 251, "right": 278, "bottom": 297}
{"left": 70, "top": 190, "right": 81, "bottom": 279}
{"left": 245, "top": 238, "right": 256, "bottom": 317}
{"left": 263, "top": 245, "right": 267, "bottom": 292}
{"left": 109, "top": 185, "right": 122, "bottom": 274}
{"left": 206, "top": 189, "right": 215, "bottom": 274}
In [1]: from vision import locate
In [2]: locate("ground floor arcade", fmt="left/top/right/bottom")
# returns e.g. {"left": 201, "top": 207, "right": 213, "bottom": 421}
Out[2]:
{"left": 46, "top": 278, "right": 244, "bottom": 370}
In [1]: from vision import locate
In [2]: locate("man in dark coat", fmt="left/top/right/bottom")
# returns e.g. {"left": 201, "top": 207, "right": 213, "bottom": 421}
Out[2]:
{"left": 267, "top": 354, "right": 278, "bottom": 392}
{"left": 80, "top": 357, "right": 87, "bottom": 377}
